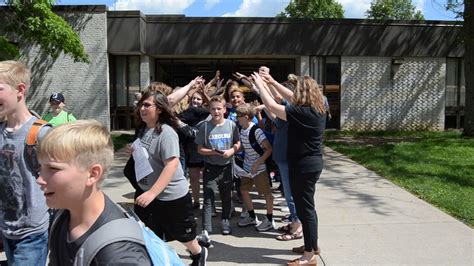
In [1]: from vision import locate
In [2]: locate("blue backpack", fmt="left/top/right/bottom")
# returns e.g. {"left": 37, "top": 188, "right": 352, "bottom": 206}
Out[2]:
{"left": 51, "top": 205, "right": 184, "bottom": 266}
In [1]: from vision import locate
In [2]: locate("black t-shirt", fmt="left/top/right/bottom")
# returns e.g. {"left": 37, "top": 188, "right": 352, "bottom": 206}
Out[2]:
{"left": 285, "top": 104, "right": 325, "bottom": 173}
{"left": 179, "top": 106, "right": 210, "bottom": 127}
{"left": 48, "top": 195, "right": 151, "bottom": 266}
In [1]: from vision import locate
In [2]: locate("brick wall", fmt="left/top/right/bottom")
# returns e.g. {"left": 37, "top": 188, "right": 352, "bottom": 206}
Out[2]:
{"left": 340, "top": 57, "right": 445, "bottom": 131}
{"left": 21, "top": 10, "right": 110, "bottom": 128}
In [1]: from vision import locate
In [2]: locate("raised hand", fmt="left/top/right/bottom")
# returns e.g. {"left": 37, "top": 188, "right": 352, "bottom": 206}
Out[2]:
{"left": 260, "top": 72, "right": 275, "bottom": 84}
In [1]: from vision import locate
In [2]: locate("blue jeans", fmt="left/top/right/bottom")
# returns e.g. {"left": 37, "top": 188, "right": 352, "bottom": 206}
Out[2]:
{"left": 275, "top": 160, "right": 299, "bottom": 222}
{"left": 2, "top": 230, "right": 48, "bottom": 266}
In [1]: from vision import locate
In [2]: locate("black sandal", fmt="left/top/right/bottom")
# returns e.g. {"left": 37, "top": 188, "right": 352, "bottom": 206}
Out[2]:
{"left": 277, "top": 223, "right": 292, "bottom": 233}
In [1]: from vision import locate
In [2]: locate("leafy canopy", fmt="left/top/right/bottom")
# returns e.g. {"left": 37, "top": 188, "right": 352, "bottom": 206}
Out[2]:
{"left": 366, "top": 0, "right": 425, "bottom": 20}
{"left": 278, "top": 0, "right": 345, "bottom": 19}
{"left": 0, "top": 0, "right": 89, "bottom": 63}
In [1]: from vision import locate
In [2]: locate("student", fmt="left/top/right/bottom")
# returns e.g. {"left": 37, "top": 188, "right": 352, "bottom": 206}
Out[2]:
{"left": 225, "top": 86, "right": 257, "bottom": 208}
{"left": 0, "top": 60, "right": 50, "bottom": 265}
{"left": 42, "top": 92, "right": 77, "bottom": 126}
{"left": 253, "top": 72, "right": 325, "bottom": 266}
{"left": 36, "top": 120, "right": 152, "bottom": 265}
{"left": 130, "top": 90, "right": 207, "bottom": 266}
{"left": 180, "top": 89, "right": 211, "bottom": 209}
{"left": 235, "top": 103, "right": 275, "bottom": 232}
{"left": 195, "top": 96, "right": 240, "bottom": 244}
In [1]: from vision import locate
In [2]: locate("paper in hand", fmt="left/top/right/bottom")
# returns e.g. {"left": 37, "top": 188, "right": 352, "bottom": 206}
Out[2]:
{"left": 131, "top": 138, "right": 154, "bottom": 182}
{"left": 234, "top": 163, "right": 254, "bottom": 178}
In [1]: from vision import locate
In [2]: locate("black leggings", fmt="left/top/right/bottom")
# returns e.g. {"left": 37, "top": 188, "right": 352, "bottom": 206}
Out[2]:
{"left": 289, "top": 166, "right": 321, "bottom": 253}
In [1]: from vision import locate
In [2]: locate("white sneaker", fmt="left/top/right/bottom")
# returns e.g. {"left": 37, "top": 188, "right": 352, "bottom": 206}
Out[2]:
{"left": 238, "top": 215, "right": 259, "bottom": 227}
{"left": 256, "top": 217, "right": 275, "bottom": 232}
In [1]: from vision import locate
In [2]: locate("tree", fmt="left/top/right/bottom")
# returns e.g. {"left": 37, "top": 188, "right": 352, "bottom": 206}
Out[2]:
{"left": 278, "top": 0, "right": 345, "bottom": 19}
{"left": 0, "top": 0, "right": 89, "bottom": 63}
{"left": 366, "top": 0, "right": 425, "bottom": 20}
{"left": 445, "top": 0, "right": 473, "bottom": 136}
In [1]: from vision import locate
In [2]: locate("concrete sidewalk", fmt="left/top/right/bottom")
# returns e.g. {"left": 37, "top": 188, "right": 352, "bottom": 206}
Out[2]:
{"left": 1, "top": 147, "right": 472, "bottom": 265}
{"left": 103, "top": 147, "right": 473, "bottom": 265}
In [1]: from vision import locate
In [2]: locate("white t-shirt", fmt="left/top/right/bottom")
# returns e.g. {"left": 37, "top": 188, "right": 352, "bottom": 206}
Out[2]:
{"left": 240, "top": 122, "right": 268, "bottom": 174}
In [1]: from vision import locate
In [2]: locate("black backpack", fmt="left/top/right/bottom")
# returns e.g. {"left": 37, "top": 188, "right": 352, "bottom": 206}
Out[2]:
{"left": 248, "top": 124, "right": 265, "bottom": 156}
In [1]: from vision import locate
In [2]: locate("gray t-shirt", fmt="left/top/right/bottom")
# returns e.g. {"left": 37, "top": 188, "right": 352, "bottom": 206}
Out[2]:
{"left": 137, "top": 124, "right": 188, "bottom": 201}
{"left": 0, "top": 117, "right": 50, "bottom": 239}
{"left": 195, "top": 119, "right": 240, "bottom": 166}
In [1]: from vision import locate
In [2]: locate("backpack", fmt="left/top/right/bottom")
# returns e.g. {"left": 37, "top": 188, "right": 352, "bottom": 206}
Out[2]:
{"left": 248, "top": 124, "right": 277, "bottom": 174}
{"left": 0, "top": 115, "right": 49, "bottom": 177}
{"left": 50, "top": 205, "right": 184, "bottom": 266}
{"left": 25, "top": 119, "right": 50, "bottom": 176}
{"left": 248, "top": 124, "right": 265, "bottom": 156}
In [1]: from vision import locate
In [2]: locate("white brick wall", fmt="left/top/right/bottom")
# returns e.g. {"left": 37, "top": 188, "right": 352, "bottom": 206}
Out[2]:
{"left": 21, "top": 11, "right": 110, "bottom": 128}
{"left": 341, "top": 56, "right": 445, "bottom": 131}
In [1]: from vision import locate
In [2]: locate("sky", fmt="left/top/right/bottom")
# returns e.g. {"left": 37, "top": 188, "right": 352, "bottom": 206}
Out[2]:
{"left": 57, "top": 0, "right": 460, "bottom": 21}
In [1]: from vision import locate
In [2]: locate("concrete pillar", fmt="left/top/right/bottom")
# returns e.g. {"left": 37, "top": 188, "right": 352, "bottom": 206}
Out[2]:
{"left": 296, "top": 56, "right": 310, "bottom": 76}
{"left": 140, "top": 55, "right": 150, "bottom": 90}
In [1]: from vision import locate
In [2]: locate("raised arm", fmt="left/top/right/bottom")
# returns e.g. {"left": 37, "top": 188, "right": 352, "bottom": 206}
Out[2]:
{"left": 251, "top": 72, "right": 286, "bottom": 121}
{"left": 261, "top": 72, "right": 293, "bottom": 102}
{"left": 167, "top": 76, "right": 203, "bottom": 107}
{"left": 255, "top": 104, "right": 276, "bottom": 121}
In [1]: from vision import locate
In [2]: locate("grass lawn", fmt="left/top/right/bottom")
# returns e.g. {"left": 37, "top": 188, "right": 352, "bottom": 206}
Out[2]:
{"left": 111, "top": 134, "right": 134, "bottom": 151}
{"left": 324, "top": 131, "right": 474, "bottom": 227}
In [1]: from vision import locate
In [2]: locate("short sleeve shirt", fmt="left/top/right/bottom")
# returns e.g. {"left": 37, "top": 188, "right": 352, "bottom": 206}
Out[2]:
{"left": 0, "top": 117, "right": 50, "bottom": 238}
{"left": 285, "top": 104, "right": 326, "bottom": 173}
{"left": 240, "top": 123, "right": 268, "bottom": 174}
{"left": 42, "top": 110, "right": 76, "bottom": 126}
{"left": 138, "top": 124, "right": 189, "bottom": 201}
{"left": 48, "top": 195, "right": 151, "bottom": 266}
{"left": 195, "top": 119, "right": 240, "bottom": 166}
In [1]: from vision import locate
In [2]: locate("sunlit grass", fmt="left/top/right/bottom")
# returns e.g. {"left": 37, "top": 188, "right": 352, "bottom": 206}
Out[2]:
{"left": 325, "top": 131, "right": 474, "bottom": 227}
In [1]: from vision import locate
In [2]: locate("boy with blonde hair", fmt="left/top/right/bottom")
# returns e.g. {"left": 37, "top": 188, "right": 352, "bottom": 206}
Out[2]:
{"left": 195, "top": 96, "right": 240, "bottom": 244}
{"left": 0, "top": 60, "right": 50, "bottom": 265}
{"left": 36, "top": 120, "right": 152, "bottom": 265}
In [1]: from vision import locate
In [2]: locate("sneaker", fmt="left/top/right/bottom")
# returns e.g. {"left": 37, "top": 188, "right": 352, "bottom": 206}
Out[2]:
{"left": 221, "top": 219, "right": 232, "bottom": 235}
{"left": 238, "top": 215, "right": 259, "bottom": 227}
{"left": 256, "top": 217, "right": 275, "bottom": 232}
{"left": 240, "top": 210, "right": 249, "bottom": 218}
{"left": 190, "top": 246, "right": 208, "bottom": 266}
{"left": 196, "top": 230, "right": 211, "bottom": 248}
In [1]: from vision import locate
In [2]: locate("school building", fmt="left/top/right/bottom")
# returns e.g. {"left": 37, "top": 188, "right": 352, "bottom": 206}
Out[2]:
{"left": 1, "top": 5, "right": 465, "bottom": 131}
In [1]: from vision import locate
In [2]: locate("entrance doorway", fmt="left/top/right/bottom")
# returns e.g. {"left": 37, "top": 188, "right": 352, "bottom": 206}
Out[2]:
{"left": 155, "top": 58, "right": 295, "bottom": 89}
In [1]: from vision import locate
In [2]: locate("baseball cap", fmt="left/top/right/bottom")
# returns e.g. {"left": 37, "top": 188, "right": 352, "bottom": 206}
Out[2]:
{"left": 49, "top": 93, "right": 65, "bottom": 103}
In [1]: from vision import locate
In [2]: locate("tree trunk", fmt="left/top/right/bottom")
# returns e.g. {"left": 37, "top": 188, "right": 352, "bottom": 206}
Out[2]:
{"left": 463, "top": 0, "right": 474, "bottom": 136}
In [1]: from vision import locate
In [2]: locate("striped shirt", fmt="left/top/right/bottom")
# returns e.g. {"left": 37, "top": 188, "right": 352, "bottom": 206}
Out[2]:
{"left": 240, "top": 122, "right": 268, "bottom": 174}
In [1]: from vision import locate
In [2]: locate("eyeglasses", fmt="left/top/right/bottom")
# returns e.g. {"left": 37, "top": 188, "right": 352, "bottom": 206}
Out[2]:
{"left": 140, "top": 102, "right": 156, "bottom": 109}
{"left": 236, "top": 113, "right": 246, "bottom": 118}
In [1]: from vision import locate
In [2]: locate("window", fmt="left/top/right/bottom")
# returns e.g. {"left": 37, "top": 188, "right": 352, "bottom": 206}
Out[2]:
{"left": 445, "top": 58, "right": 465, "bottom": 129}
{"left": 109, "top": 55, "right": 141, "bottom": 129}
{"left": 310, "top": 56, "right": 341, "bottom": 129}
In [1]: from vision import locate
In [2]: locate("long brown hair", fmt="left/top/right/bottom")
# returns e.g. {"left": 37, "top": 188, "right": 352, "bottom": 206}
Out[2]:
{"left": 136, "top": 90, "right": 180, "bottom": 134}
{"left": 292, "top": 75, "right": 325, "bottom": 114}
